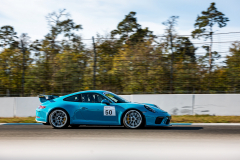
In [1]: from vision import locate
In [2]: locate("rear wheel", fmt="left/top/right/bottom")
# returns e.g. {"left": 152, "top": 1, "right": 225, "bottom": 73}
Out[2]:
{"left": 49, "top": 109, "right": 69, "bottom": 129}
{"left": 123, "top": 110, "right": 143, "bottom": 129}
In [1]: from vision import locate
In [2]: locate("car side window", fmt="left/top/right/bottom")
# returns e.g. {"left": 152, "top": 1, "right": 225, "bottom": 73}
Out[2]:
{"left": 63, "top": 94, "right": 81, "bottom": 102}
{"left": 81, "top": 93, "right": 106, "bottom": 103}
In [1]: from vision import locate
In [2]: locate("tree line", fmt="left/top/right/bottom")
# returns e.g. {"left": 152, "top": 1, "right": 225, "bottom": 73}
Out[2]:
{"left": 0, "top": 3, "right": 239, "bottom": 96}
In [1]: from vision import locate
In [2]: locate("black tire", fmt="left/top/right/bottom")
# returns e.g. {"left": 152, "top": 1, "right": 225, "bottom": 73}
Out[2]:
{"left": 49, "top": 109, "right": 70, "bottom": 129}
{"left": 42, "top": 122, "right": 50, "bottom": 125}
{"left": 122, "top": 110, "right": 144, "bottom": 129}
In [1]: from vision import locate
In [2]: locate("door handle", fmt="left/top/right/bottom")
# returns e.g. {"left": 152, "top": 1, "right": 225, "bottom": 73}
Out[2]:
{"left": 81, "top": 107, "right": 88, "bottom": 110}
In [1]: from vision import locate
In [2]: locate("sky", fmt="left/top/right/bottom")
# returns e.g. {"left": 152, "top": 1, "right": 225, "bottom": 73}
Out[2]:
{"left": 0, "top": 0, "right": 239, "bottom": 41}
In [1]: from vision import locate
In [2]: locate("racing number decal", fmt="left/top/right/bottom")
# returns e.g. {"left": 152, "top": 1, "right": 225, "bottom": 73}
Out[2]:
{"left": 104, "top": 106, "right": 116, "bottom": 116}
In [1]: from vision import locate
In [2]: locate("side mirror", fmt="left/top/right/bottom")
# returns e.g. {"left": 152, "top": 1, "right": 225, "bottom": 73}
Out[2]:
{"left": 101, "top": 99, "right": 110, "bottom": 105}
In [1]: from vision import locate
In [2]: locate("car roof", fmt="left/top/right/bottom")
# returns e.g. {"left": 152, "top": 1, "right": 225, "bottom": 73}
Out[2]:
{"left": 77, "top": 90, "right": 108, "bottom": 94}
{"left": 60, "top": 90, "right": 110, "bottom": 99}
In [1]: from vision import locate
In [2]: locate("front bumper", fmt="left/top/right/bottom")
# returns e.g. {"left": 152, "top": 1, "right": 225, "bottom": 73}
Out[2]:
{"left": 155, "top": 116, "right": 171, "bottom": 125}
{"left": 143, "top": 111, "right": 171, "bottom": 127}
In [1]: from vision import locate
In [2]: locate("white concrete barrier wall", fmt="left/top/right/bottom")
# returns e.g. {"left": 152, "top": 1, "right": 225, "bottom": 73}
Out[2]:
{"left": 15, "top": 97, "right": 41, "bottom": 117}
{"left": 128, "top": 94, "right": 193, "bottom": 115}
{"left": 0, "top": 98, "right": 15, "bottom": 117}
{"left": 194, "top": 94, "right": 240, "bottom": 116}
{"left": 0, "top": 97, "right": 40, "bottom": 117}
{"left": 0, "top": 94, "right": 240, "bottom": 117}
{"left": 125, "top": 94, "right": 240, "bottom": 116}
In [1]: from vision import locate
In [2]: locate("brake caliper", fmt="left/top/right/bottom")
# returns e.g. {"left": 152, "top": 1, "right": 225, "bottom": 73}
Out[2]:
{"left": 62, "top": 118, "right": 66, "bottom": 124}
{"left": 127, "top": 115, "right": 130, "bottom": 124}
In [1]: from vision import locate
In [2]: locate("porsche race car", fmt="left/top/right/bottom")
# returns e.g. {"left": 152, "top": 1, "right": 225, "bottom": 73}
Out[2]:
{"left": 36, "top": 90, "right": 171, "bottom": 129}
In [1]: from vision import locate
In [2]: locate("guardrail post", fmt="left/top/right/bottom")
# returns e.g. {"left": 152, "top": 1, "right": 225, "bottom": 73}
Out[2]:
{"left": 192, "top": 94, "right": 195, "bottom": 115}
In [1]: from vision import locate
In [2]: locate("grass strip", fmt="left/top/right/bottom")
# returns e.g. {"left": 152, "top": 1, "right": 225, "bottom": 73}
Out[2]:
{"left": 0, "top": 117, "right": 37, "bottom": 123}
{"left": 0, "top": 115, "right": 240, "bottom": 123}
{"left": 171, "top": 115, "right": 240, "bottom": 123}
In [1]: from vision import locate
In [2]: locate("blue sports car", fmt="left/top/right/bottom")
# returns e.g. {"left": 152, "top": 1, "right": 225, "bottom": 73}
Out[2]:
{"left": 36, "top": 90, "right": 171, "bottom": 129}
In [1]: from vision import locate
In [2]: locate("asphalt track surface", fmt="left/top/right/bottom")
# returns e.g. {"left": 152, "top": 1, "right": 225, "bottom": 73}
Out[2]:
{"left": 0, "top": 125, "right": 240, "bottom": 160}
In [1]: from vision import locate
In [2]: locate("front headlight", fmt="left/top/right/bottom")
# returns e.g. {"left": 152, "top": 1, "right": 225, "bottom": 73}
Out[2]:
{"left": 144, "top": 105, "right": 156, "bottom": 113}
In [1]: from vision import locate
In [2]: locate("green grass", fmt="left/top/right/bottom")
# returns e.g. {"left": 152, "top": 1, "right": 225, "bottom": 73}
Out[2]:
{"left": 171, "top": 115, "right": 240, "bottom": 123}
{"left": 0, "top": 117, "right": 37, "bottom": 123}
{"left": 0, "top": 115, "right": 240, "bottom": 123}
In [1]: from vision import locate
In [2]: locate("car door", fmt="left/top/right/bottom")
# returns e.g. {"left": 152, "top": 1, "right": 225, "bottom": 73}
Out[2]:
{"left": 79, "top": 93, "right": 118, "bottom": 124}
{"left": 62, "top": 94, "right": 84, "bottom": 121}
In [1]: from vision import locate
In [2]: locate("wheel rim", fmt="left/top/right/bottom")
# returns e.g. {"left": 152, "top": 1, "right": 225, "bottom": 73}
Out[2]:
{"left": 50, "top": 110, "right": 68, "bottom": 128}
{"left": 124, "top": 110, "right": 142, "bottom": 128}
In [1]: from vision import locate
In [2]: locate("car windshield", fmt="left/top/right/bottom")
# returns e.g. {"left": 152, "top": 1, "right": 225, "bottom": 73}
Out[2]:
{"left": 104, "top": 92, "right": 130, "bottom": 103}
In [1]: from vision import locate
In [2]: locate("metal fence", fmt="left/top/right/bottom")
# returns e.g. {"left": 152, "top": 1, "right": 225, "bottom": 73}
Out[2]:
{"left": 0, "top": 32, "right": 240, "bottom": 96}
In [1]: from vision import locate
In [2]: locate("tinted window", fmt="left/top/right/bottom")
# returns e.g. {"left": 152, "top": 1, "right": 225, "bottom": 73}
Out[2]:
{"left": 104, "top": 92, "right": 129, "bottom": 103}
{"left": 63, "top": 94, "right": 81, "bottom": 102}
{"left": 81, "top": 93, "right": 106, "bottom": 103}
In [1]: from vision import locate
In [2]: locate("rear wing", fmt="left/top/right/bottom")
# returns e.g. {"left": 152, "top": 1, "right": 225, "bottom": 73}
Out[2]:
{"left": 39, "top": 95, "right": 59, "bottom": 103}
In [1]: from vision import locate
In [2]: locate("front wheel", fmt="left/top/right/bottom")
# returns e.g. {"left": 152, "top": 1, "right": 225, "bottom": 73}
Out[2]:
{"left": 49, "top": 109, "right": 69, "bottom": 129}
{"left": 123, "top": 110, "right": 143, "bottom": 129}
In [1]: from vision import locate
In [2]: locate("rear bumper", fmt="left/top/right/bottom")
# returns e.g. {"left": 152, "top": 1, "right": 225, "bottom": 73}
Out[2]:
{"left": 36, "top": 109, "right": 47, "bottom": 123}
{"left": 35, "top": 118, "right": 46, "bottom": 123}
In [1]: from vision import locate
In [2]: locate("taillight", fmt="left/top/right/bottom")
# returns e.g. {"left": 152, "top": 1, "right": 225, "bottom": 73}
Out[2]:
{"left": 38, "top": 105, "right": 46, "bottom": 109}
